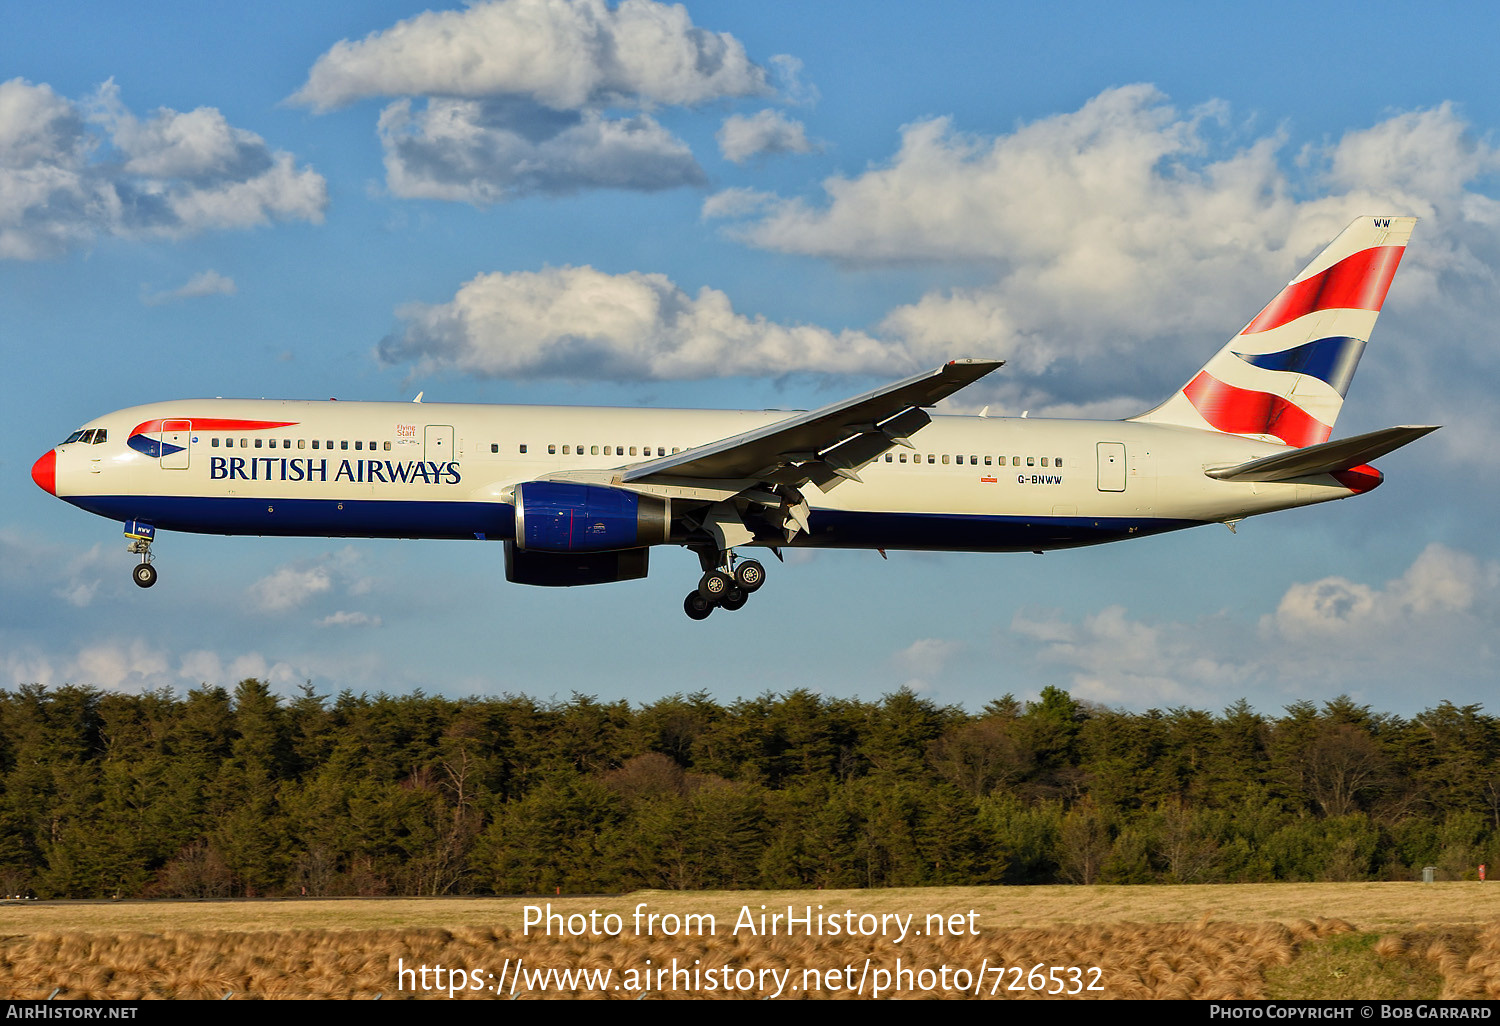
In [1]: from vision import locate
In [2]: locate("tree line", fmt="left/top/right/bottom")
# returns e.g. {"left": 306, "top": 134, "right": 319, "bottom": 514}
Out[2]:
{"left": 0, "top": 681, "right": 1496, "bottom": 897}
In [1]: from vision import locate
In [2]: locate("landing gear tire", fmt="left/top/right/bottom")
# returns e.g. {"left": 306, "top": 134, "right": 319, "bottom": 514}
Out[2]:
{"left": 733, "top": 559, "right": 765, "bottom": 592}
{"left": 698, "top": 570, "right": 732, "bottom": 604}
{"left": 132, "top": 563, "right": 158, "bottom": 589}
{"left": 684, "top": 591, "right": 713, "bottom": 620}
{"left": 719, "top": 586, "right": 748, "bottom": 611}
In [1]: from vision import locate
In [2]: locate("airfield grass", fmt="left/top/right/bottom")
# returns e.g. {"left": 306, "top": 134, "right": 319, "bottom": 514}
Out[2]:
{"left": 0, "top": 884, "right": 1497, "bottom": 1000}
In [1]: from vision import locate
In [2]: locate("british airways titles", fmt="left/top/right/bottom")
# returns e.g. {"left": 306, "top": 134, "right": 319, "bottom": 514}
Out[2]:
{"left": 208, "top": 456, "right": 462, "bottom": 485}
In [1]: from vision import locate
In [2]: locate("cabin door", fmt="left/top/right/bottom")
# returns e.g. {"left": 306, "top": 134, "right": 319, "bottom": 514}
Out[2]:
{"left": 1096, "top": 442, "right": 1126, "bottom": 492}
{"left": 424, "top": 425, "right": 454, "bottom": 464}
{"left": 160, "top": 420, "right": 191, "bottom": 470}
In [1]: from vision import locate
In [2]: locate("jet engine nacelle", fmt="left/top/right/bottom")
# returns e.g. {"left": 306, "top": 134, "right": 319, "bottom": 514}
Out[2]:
{"left": 513, "top": 481, "right": 669, "bottom": 553}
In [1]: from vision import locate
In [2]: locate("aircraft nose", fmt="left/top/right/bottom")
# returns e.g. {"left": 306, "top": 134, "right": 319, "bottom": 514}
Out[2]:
{"left": 31, "top": 450, "right": 56, "bottom": 495}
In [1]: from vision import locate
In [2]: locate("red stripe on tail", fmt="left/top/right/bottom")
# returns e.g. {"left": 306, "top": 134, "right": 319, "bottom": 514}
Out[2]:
{"left": 1182, "top": 372, "right": 1333, "bottom": 447}
{"left": 1242, "top": 245, "right": 1406, "bottom": 334}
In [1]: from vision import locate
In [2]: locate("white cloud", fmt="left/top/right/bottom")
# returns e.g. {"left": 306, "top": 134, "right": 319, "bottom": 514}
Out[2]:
{"left": 178, "top": 649, "right": 300, "bottom": 688}
{"left": 893, "top": 637, "right": 962, "bottom": 694}
{"left": 699, "top": 186, "right": 777, "bottom": 220}
{"left": 293, "top": 0, "right": 776, "bottom": 202}
{"left": 0, "top": 78, "right": 326, "bottom": 259}
{"left": 1009, "top": 544, "right": 1500, "bottom": 706}
{"left": 705, "top": 86, "right": 1500, "bottom": 409}
{"left": 293, "top": 0, "right": 767, "bottom": 111}
{"left": 379, "top": 264, "right": 900, "bottom": 380}
{"left": 141, "top": 269, "right": 236, "bottom": 306}
{"left": 0, "top": 639, "right": 303, "bottom": 693}
{"left": 1013, "top": 605, "right": 1252, "bottom": 706}
{"left": 317, "top": 610, "right": 383, "bottom": 628}
{"left": 1267, "top": 543, "right": 1496, "bottom": 642}
{"left": 248, "top": 564, "right": 333, "bottom": 612}
{"left": 378, "top": 97, "right": 702, "bottom": 202}
{"left": 717, "top": 109, "right": 817, "bottom": 163}
{"left": 247, "top": 547, "right": 371, "bottom": 614}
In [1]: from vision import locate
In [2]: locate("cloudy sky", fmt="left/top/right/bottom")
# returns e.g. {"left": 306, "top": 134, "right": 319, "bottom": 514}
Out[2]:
{"left": 5, "top": 1, "right": 1498, "bottom": 716}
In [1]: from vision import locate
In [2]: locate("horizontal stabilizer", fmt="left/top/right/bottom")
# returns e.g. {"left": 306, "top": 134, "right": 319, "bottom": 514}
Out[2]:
{"left": 1206, "top": 425, "right": 1439, "bottom": 482}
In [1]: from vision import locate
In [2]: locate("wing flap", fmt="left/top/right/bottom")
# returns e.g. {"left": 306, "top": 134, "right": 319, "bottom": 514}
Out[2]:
{"left": 1206, "top": 424, "right": 1439, "bottom": 482}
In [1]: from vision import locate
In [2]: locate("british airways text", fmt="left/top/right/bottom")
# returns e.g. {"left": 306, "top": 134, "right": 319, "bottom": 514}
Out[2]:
{"left": 208, "top": 457, "right": 462, "bottom": 485}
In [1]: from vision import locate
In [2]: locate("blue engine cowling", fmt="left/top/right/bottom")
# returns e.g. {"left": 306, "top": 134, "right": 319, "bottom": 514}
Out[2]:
{"left": 513, "top": 482, "right": 669, "bottom": 553}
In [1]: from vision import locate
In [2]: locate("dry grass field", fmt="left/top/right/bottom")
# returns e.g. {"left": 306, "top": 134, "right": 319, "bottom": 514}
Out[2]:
{"left": 1, "top": 884, "right": 1497, "bottom": 1000}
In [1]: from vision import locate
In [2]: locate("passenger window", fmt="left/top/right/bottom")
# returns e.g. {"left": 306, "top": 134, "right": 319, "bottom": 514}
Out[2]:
{"left": 211, "top": 438, "right": 220, "bottom": 448}
{"left": 1027, "top": 456, "right": 1035, "bottom": 467}
{"left": 927, "top": 455, "right": 935, "bottom": 464}
{"left": 241, "top": 438, "right": 250, "bottom": 447}
{"left": 591, "top": 445, "right": 599, "bottom": 455}
{"left": 942, "top": 455, "right": 950, "bottom": 464}
{"left": 885, "top": 454, "right": 892, "bottom": 462}
{"left": 1041, "top": 458, "right": 1049, "bottom": 467}
{"left": 562, "top": 445, "right": 570, "bottom": 454}
{"left": 984, "top": 456, "right": 992, "bottom": 465}
{"left": 672, "top": 447, "right": 681, "bottom": 454}
{"left": 519, "top": 444, "right": 527, "bottom": 454}
{"left": 630, "top": 446, "right": 638, "bottom": 456}
{"left": 298, "top": 439, "right": 306, "bottom": 449}
{"left": 326, "top": 441, "right": 333, "bottom": 449}
{"left": 311, "top": 440, "right": 318, "bottom": 449}
{"left": 657, "top": 447, "right": 666, "bottom": 456}
{"left": 899, "top": 453, "right": 907, "bottom": 463}
{"left": 491, "top": 444, "right": 499, "bottom": 453}
{"left": 548, "top": 444, "right": 557, "bottom": 455}
{"left": 341, "top": 441, "right": 349, "bottom": 450}
{"left": 1011, "top": 456, "right": 1020, "bottom": 465}
{"left": 384, "top": 441, "right": 392, "bottom": 451}
{"left": 254, "top": 438, "right": 263, "bottom": 449}
{"left": 355, "top": 441, "right": 362, "bottom": 450}
{"left": 1056, "top": 457, "right": 1064, "bottom": 467}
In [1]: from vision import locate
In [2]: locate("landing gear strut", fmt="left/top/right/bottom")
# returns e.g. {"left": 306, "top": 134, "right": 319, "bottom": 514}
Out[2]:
{"left": 682, "top": 550, "right": 766, "bottom": 619}
{"left": 125, "top": 520, "right": 157, "bottom": 588}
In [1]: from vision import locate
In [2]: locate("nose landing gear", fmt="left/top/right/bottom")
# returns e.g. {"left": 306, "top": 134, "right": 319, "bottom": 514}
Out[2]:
{"left": 124, "top": 520, "right": 157, "bottom": 589}
{"left": 683, "top": 550, "right": 765, "bottom": 619}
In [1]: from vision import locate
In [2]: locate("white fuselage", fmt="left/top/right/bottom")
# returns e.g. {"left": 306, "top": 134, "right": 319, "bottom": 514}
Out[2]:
{"left": 43, "top": 397, "right": 1370, "bottom": 553}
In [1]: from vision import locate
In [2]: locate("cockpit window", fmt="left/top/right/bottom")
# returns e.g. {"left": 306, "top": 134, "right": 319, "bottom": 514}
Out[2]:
{"left": 92, "top": 429, "right": 106, "bottom": 444}
{"left": 63, "top": 430, "right": 86, "bottom": 444}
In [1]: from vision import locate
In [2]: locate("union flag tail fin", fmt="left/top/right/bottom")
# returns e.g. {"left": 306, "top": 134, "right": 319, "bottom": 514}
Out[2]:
{"left": 1131, "top": 216, "right": 1416, "bottom": 447}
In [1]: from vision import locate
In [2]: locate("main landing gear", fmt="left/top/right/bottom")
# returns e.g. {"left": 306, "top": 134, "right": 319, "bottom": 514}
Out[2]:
{"left": 683, "top": 552, "right": 765, "bottom": 620}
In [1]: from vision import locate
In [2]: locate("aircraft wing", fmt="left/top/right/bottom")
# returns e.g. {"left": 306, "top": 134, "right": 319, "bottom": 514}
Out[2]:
{"left": 1206, "top": 424, "right": 1440, "bottom": 482}
{"left": 621, "top": 359, "right": 1003, "bottom": 488}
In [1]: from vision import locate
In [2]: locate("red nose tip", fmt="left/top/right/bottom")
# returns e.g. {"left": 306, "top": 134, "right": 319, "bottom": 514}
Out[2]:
{"left": 31, "top": 450, "right": 56, "bottom": 495}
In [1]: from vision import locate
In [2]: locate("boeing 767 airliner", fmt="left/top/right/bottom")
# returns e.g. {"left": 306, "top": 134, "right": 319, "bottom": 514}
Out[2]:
{"left": 31, "top": 217, "right": 1438, "bottom": 618}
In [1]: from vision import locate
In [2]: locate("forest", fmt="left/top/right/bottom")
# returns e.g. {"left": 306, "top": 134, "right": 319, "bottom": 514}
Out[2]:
{"left": 0, "top": 681, "right": 1496, "bottom": 898}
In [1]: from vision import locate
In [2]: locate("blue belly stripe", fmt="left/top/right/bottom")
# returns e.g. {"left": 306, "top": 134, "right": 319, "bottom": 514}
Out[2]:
{"left": 64, "top": 494, "right": 1200, "bottom": 551}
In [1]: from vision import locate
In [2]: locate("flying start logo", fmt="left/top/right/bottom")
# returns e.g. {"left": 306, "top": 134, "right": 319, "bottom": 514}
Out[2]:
{"left": 209, "top": 457, "right": 462, "bottom": 485}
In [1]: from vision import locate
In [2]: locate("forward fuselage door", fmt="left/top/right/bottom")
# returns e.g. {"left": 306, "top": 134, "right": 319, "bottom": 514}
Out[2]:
{"left": 425, "top": 425, "right": 454, "bottom": 465}
{"left": 160, "top": 420, "right": 191, "bottom": 470}
{"left": 1096, "top": 441, "right": 1126, "bottom": 492}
